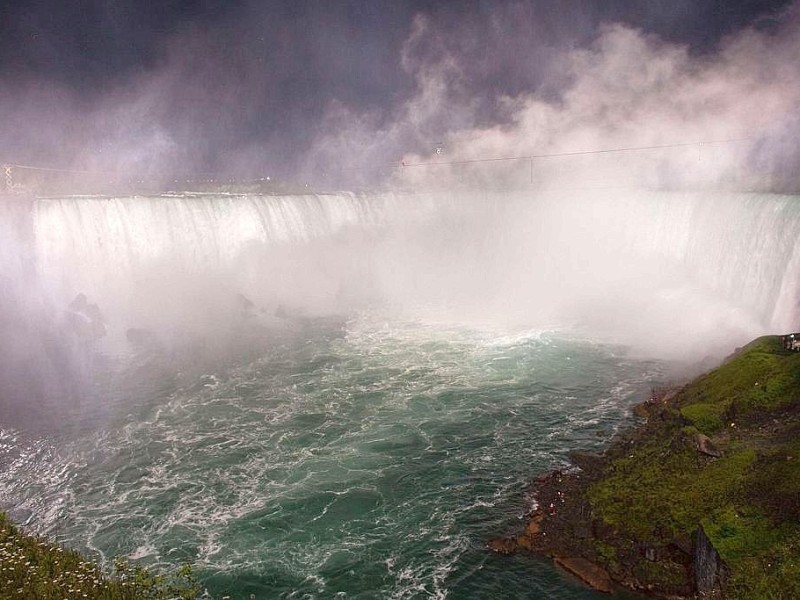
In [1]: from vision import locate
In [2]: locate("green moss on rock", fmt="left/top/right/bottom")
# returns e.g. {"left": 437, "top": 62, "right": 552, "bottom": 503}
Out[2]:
{"left": 584, "top": 335, "right": 800, "bottom": 597}
{"left": 680, "top": 336, "right": 800, "bottom": 421}
{"left": 680, "top": 402, "right": 726, "bottom": 433}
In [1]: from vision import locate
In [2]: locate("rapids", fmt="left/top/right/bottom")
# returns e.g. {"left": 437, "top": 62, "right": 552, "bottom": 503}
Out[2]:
{"left": 1, "top": 188, "right": 799, "bottom": 598}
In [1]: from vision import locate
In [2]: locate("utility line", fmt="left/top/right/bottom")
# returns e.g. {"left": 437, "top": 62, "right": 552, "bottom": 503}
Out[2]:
{"left": 395, "top": 137, "right": 752, "bottom": 168}
{"left": 1, "top": 162, "right": 137, "bottom": 175}
{"left": 2, "top": 135, "right": 751, "bottom": 182}
{"left": 1, "top": 161, "right": 222, "bottom": 178}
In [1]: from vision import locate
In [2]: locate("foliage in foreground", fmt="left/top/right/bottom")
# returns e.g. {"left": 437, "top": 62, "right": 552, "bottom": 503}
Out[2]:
{"left": 0, "top": 511, "right": 201, "bottom": 599}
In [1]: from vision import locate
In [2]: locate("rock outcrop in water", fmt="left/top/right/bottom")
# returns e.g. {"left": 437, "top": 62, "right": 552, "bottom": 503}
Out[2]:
{"left": 489, "top": 335, "right": 800, "bottom": 598}
{"left": 65, "top": 293, "right": 106, "bottom": 340}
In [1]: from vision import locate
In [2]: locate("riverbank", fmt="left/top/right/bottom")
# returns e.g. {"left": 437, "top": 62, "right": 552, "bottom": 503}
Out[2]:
{"left": 0, "top": 512, "right": 200, "bottom": 599}
{"left": 490, "top": 335, "right": 800, "bottom": 598}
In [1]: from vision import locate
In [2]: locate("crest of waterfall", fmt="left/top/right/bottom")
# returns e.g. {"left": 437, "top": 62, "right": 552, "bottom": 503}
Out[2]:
{"left": 614, "top": 190, "right": 800, "bottom": 332}
{"left": 1, "top": 188, "right": 799, "bottom": 360}
{"left": 529, "top": 189, "right": 800, "bottom": 334}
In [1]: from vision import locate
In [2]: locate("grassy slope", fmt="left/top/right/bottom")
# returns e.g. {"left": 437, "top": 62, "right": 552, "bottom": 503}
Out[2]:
{"left": 0, "top": 511, "right": 200, "bottom": 599}
{"left": 586, "top": 336, "right": 800, "bottom": 598}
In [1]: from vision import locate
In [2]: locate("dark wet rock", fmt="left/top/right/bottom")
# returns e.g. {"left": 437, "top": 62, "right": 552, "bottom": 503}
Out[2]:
{"left": 487, "top": 537, "right": 517, "bottom": 555}
{"left": 572, "top": 522, "right": 591, "bottom": 539}
{"left": 635, "top": 388, "right": 681, "bottom": 419}
{"left": 65, "top": 293, "right": 106, "bottom": 340}
{"left": 669, "top": 533, "right": 693, "bottom": 559}
{"left": 569, "top": 451, "right": 605, "bottom": 473}
{"left": 235, "top": 293, "right": 257, "bottom": 319}
{"left": 692, "top": 433, "right": 723, "bottom": 458}
{"left": 236, "top": 293, "right": 255, "bottom": 311}
{"left": 126, "top": 327, "right": 158, "bottom": 346}
{"left": 555, "top": 557, "right": 613, "bottom": 593}
{"left": 694, "top": 525, "right": 729, "bottom": 596}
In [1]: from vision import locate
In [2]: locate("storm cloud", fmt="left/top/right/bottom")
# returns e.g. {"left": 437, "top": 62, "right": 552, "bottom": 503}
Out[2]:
{"left": 0, "top": 0, "right": 795, "bottom": 190}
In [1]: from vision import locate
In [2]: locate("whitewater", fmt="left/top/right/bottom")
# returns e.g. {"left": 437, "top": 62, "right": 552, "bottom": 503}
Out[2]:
{"left": 1, "top": 188, "right": 799, "bottom": 598}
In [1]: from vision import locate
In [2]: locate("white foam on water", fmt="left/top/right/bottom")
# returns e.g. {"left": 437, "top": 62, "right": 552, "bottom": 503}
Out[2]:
{"left": 5, "top": 188, "right": 798, "bottom": 596}
{"left": 129, "top": 544, "right": 157, "bottom": 560}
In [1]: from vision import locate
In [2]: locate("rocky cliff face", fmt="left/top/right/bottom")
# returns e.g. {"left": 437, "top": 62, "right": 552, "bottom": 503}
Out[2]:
{"left": 694, "top": 525, "right": 728, "bottom": 597}
{"left": 488, "top": 336, "right": 800, "bottom": 599}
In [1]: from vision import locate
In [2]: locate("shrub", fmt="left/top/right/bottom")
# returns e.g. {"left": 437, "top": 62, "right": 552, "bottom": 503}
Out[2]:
{"left": 0, "top": 511, "right": 201, "bottom": 599}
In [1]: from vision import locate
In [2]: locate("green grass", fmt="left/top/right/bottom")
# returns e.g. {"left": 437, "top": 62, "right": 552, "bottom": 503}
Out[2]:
{"left": 730, "top": 529, "right": 800, "bottom": 600}
{"left": 586, "top": 336, "right": 800, "bottom": 597}
{"left": 587, "top": 438, "right": 756, "bottom": 541}
{"left": 745, "top": 436, "right": 800, "bottom": 521}
{"left": 587, "top": 432, "right": 697, "bottom": 540}
{"left": 680, "top": 402, "right": 726, "bottom": 433}
{"left": 702, "top": 506, "right": 783, "bottom": 565}
{"left": 0, "top": 511, "right": 201, "bottom": 599}
{"left": 680, "top": 337, "right": 800, "bottom": 426}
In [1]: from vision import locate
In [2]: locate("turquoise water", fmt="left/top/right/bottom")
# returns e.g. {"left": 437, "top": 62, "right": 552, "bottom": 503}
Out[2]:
{"left": 8, "top": 187, "right": 794, "bottom": 597}
{"left": 0, "top": 312, "right": 663, "bottom": 599}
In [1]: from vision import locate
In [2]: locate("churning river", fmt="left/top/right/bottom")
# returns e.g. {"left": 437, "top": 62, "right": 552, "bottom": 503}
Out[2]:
{"left": 1, "top": 188, "right": 799, "bottom": 598}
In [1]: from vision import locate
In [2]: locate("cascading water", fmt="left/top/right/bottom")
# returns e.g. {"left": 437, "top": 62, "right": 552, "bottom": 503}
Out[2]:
{"left": 1, "top": 188, "right": 798, "bottom": 599}
{"left": 25, "top": 189, "right": 800, "bottom": 349}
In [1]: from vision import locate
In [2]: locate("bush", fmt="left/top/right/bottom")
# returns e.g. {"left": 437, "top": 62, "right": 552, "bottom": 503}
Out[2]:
{"left": 0, "top": 511, "right": 201, "bottom": 599}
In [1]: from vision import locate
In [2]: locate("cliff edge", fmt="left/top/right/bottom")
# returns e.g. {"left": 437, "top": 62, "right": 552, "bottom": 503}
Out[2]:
{"left": 490, "top": 335, "right": 800, "bottom": 598}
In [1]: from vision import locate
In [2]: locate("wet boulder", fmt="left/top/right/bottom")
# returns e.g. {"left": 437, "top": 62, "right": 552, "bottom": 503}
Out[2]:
{"left": 692, "top": 433, "right": 723, "bottom": 458}
{"left": 65, "top": 293, "right": 106, "bottom": 340}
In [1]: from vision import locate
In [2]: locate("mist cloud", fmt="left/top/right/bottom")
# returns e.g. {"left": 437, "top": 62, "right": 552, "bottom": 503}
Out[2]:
{"left": 4, "top": 0, "right": 800, "bottom": 430}
{"left": 0, "top": 0, "right": 797, "bottom": 190}
{"left": 307, "top": 2, "right": 800, "bottom": 191}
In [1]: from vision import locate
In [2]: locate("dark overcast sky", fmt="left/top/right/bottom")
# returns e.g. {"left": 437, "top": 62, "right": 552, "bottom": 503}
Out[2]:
{"left": 0, "top": 0, "right": 794, "bottom": 185}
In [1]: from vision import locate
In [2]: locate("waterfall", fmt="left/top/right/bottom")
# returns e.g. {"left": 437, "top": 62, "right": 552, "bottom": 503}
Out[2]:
{"left": 1, "top": 188, "right": 799, "bottom": 361}
{"left": 476, "top": 188, "right": 800, "bottom": 356}
{"left": 534, "top": 189, "right": 800, "bottom": 332}
{"left": 32, "top": 192, "right": 387, "bottom": 296}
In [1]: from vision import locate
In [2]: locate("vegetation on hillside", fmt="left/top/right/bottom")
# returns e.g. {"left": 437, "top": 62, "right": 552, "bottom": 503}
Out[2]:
{"left": 586, "top": 336, "right": 800, "bottom": 598}
{"left": 0, "top": 511, "right": 201, "bottom": 599}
